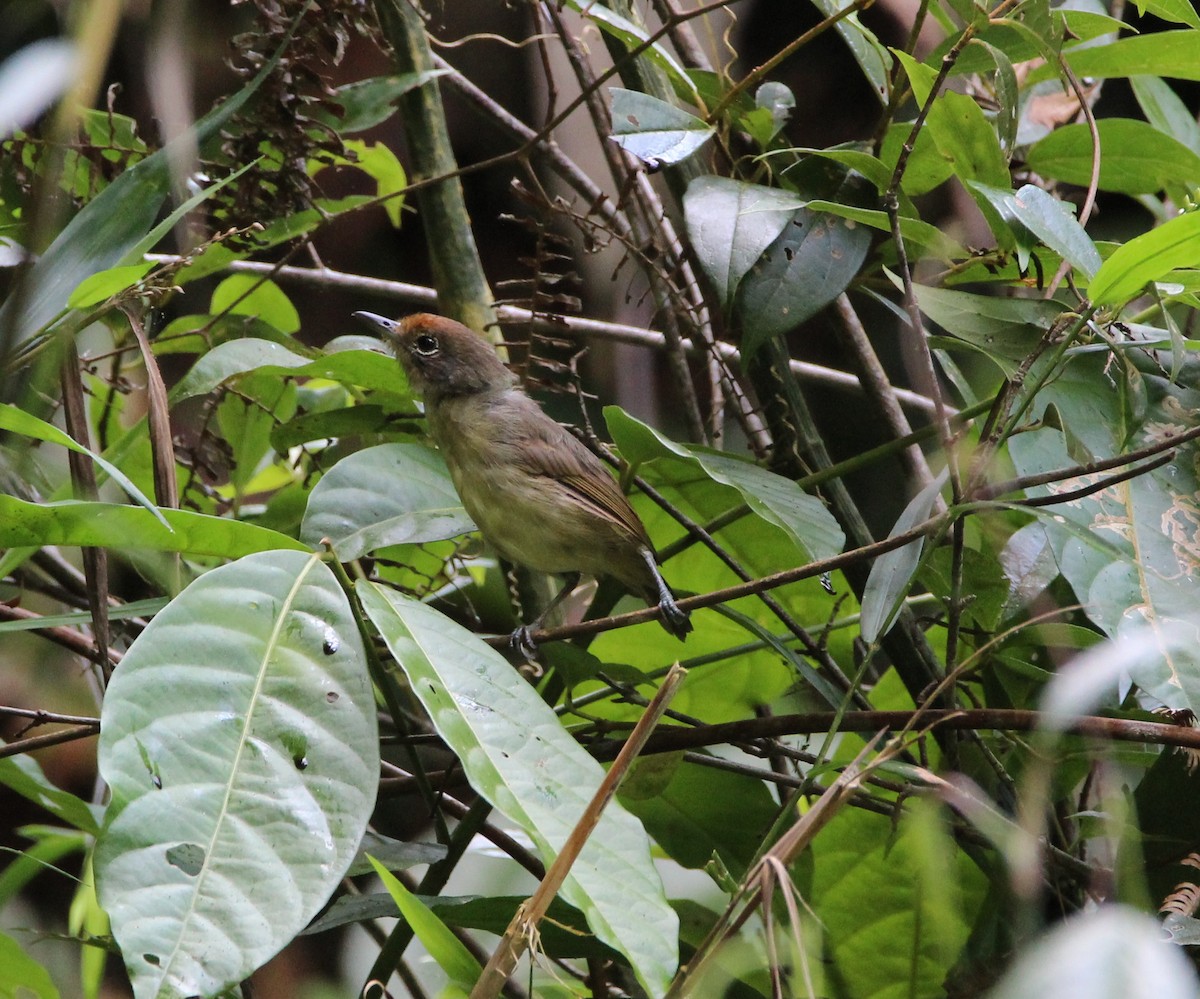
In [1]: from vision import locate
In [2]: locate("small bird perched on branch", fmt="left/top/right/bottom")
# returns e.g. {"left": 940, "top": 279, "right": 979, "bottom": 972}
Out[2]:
{"left": 354, "top": 311, "right": 692, "bottom": 649}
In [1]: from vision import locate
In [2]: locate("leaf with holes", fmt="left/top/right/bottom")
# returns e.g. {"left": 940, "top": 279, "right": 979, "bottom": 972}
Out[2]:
{"left": 1009, "top": 352, "right": 1200, "bottom": 713}
{"left": 95, "top": 551, "right": 378, "bottom": 999}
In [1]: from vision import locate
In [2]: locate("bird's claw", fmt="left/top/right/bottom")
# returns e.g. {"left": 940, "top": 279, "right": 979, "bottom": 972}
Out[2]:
{"left": 508, "top": 625, "right": 539, "bottom": 660}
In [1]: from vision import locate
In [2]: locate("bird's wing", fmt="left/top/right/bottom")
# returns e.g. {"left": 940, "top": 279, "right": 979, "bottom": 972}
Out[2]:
{"left": 517, "top": 424, "right": 652, "bottom": 548}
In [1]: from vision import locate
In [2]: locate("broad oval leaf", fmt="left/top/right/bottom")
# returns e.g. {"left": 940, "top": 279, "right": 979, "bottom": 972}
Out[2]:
{"left": 860, "top": 469, "right": 947, "bottom": 644}
{"left": 609, "top": 88, "right": 714, "bottom": 165}
{"left": 606, "top": 406, "right": 845, "bottom": 561}
{"left": 358, "top": 583, "right": 678, "bottom": 996}
{"left": 733, "top": 191, "right": 872, "bottom": 351}
{"left": 1088, "top": 209, "right": 1200, "bottom": 306}
{"left": 301, "top": 443, "right": 474, "bottom": 560}
{"left": 96, "top": 551, "right": 378, "bottom": 999}
{"left": 683, "top": 175, "right": 803, "bottom": 308}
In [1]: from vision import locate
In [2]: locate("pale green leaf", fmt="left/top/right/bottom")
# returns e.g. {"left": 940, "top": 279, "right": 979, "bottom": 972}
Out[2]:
{"left": 300, "top": 443, "right": 474, "bottom": 560}
{"left": 609, "top": 88, "right": 714, "bottom": 164}
{"left": 358, "top": 584, "right": 678, "bottom": 996}
{"left": 96, "top": 552, "right": 378, "bottom": 999}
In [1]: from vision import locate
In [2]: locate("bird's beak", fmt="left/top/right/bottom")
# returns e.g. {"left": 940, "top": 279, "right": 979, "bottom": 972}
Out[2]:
{"left": 352, "top": 311, "right": 399, "bottom": 343}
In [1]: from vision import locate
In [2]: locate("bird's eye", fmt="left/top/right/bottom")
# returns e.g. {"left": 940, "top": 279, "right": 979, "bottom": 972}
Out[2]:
{"left": 413, "top": 334, "right": 439, "bottom": 356}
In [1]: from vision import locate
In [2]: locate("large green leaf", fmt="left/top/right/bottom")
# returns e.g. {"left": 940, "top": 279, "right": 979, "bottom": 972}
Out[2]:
{"left": 895, "top": 51, "right": 1009, "bottom": 189}
{"left": 170, "top": 339, "right": 402, "bottom": 401}
{"left": 358, "top": 584, "right": 678, "bottom": 996}
{"left": 0, "top": 496, "right": 308, "bottom": 558}
{"left": 683, "top": 175, "right": 802, "bottom": 308}
{"left": 606, "top": 406, "right": 845, "bottom": 561}
{"left": 1047, "top": 30, "right": 1200, "bottom": 82}
{"left": 812, "top": 806, "right": 986, "bottom": 999}
{"left": 95, "top": 551, "right": 378, "bottom": 999}
{"left": 1008, "top": 353, "right": 1200, "bottom": 712}
{"left": 300, "top": 443, "right": 474, "bottom": 560}
{"left": 911, "top": 284, "right": 1062, "bottom": 376}
{"left": 1026, "top": 119, "right": 1200, "bottom": 195}
{"left": 685, "top": 167, "right": 874, "bottom": 350}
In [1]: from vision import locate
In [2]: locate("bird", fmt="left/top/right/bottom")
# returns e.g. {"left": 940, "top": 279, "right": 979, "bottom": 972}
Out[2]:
{"left": 353, "top": 311, "right": 692, "bottom": 649}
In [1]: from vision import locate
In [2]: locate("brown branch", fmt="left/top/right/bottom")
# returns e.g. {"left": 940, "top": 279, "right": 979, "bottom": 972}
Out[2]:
{"left": 0, "top": 603, "right": 123, "bottom": 668}
{"left": 0, "top": 724, "right": 99, "bottom": 760}
{"left": 584, "top": 708, "right": 1200, "bottom": 758}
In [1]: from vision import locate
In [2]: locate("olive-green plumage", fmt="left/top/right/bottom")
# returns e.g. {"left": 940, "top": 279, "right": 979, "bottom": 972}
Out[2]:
{"left": 354, "top": 311, "right": 691, "bottom": 642}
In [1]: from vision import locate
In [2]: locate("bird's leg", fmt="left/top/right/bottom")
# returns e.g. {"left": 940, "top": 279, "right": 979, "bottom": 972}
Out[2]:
{"left": 509, "top": 572, "right": 582, "bottom": 657}
{"left": 638, "top": 548, "right": 693, "bottom": 639}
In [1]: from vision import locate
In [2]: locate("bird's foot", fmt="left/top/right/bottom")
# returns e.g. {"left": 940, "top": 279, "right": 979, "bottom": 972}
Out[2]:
{"left": 659, "top": 593, "right": 693, "bottom": 639}
{"left": 508, "top": 624, "right": 540, "bottom": 661}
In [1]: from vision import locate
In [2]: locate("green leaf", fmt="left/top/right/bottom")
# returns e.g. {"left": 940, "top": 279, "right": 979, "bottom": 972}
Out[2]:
{"left": 1089, "top": 210, "right": 1200, "bottom": 306}
{"left": 0, "top": 752, "right": 101, "bottom": 834}
{"left": 0, "top": 403, "right": 168, "bottom": 526}
{"left": 96, "top": 552, "right": 378, "bottom": 999}
{"left": 606, "top": 406, "right": 845, "bottom": 561}
{"left": 171, "top": 339, "right": 403, "bottom": 401}
{"left": 812, "top": 805, "right": 986, "bottom": 999}
{"left": 300, "top": 443, "right": 474, "bottom": 560}
{"left": 683, "top": 175, "right": 802, "bottom": 307}
{"left": 910, "top": 283, "right": 1062, "bottom": 375}
{"left": 319, "top": 70, "right": 451, "bottom": 133}
{"left": 894, "top": 51, "right": 1009, "bottom": 188}
{"left": 812, "top": 0, "right": 891, "bottom": 101}
{"left": 1053, "top": 29, "right": 1200, "bottom": 81}
{"left": 1008, "top": 353, "right": 1200, "bottom": 712}
{"left": 618, "top": 755, "right": 778, "bottom": 876}
{"left": 317, "top": 140, "right": 407, "bottom": 227}
{"left": 860, "top": 470, "right": 946, "bottom": 643}
{"left": 358, "top": 584, "right": 678, "bottom": 996}
{"left": 1027, "top": 119, "right": 1200, "bottom": 195}
{"left": 1131, "top": 0, "right": 1200, "bottom": 28}
{"left": 66, "top": 262, "right": 155, "bottom": 309}
{"left": 0, "top": 495, "right": 308, "bottom": 558}
{"left": 1007, "top": 184, "right": 1101, "bottom": 279}
{"left": 563, "top": 0, "right": 696, "bottom": 99}
{"left": 609, "top": 88, "right": 714, "bottom": 165}
{"left": 210, "top": 275, "right": 300, "bottom": 335}
{"left": 1131, "top": 76, "right": 1200, "bottom": 157}
{"left": 367, "top": 856, "right": 482, "bottom": 990}
{"left": 0, "top": 931, "right": 60, "bottom": 999}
